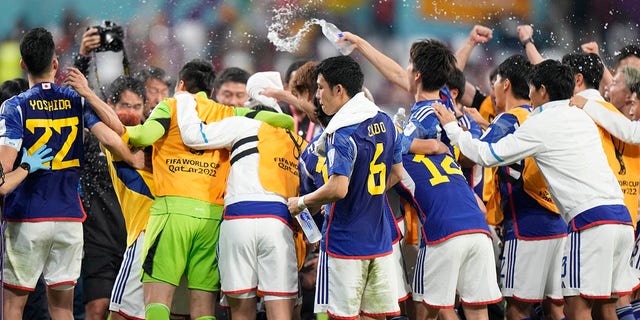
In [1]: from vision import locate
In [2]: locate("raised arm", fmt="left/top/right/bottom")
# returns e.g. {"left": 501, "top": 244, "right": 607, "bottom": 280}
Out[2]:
{"left": 580, "top": 41, "right": 614, "bottom": 93}
{"left": 517, "top": 25, "right": 544, "bottom": 65}
{"left": 455, "top": 25, "right": 493, "bottom": 109}
{"left": 234, "top": 107, "right": 294, "bottom": 131}
{"left": 73, "top": 27, "right": 101, "bottom": 76}
{"left": 408, "top": 138, "right": 451, "bottom": 155}
{"left": 339, "top": 32, "right": 410, "bottom": 92}
{"left": 65, "top": 67, "right": 125, "bottom": 135}
{"left": 455, "top": 25, "right": 493, "bottom": 70}
{"left": 90, "top": 122, "right": 143, "bottom": 169}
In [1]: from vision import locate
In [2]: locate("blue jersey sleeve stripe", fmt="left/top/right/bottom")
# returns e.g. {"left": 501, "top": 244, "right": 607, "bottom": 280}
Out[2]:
{"left": 199, "top": 122, "right": 209, "bottom": 143}
{"left": 489, "top": 143, "right": 504, "bottom": 162}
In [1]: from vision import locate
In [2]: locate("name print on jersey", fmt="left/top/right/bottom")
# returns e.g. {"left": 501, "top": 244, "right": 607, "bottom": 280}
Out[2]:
{"left": 368, "top": 121, "right": 387, "bottom": 137}
{"left": 29, "top": 99, "right": 72, "bottom": 111}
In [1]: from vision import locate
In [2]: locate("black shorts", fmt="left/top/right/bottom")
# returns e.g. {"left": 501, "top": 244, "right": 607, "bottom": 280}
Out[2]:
{"left": 81, "top": 250, "right": 123, "bottom": 304}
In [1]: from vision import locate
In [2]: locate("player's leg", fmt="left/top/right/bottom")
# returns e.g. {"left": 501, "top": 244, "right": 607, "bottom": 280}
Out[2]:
{"left": 46, "top": 287, "right": 75, "bottom": 320}
{"left": 592, "top": 298, "right": 618, "bottom": 320}
{"left": 458, "top": 234, "right": 502, "bottom": 320}
{"left": 218, "top": 219, "right": 259, "bottom": 319}
{"left": 264, "top": 297, "right": 295, "bottom": 320}
{"left": 44, "top": 221, "right": 84, "bottom": 320}
{"left": 3, "top": 288, "right": 30, "bottom": 319}
{"left": 505, "top": 298, "right": 530, "bottom": 320}
{"left": 462, "top": 304, "right": 490, "bottom": 320}
{"left": 171, "top": 276, "right": 192, "bottom": 319}
{"left": 564, "top": 225, "right": 638, "bottom": 320}
{"left": 141, "top": 212, "right": 185, "bottom": 320}
{"left": 189, "top": 289, "right": 217, "bottom": 319}
{"left": 564, "top": 295, "right": 593, "bottom": 319}
{"left": 542, "top": 299, "right": 565, "bottom": 320}
{"left": 226, "top": 296, "right": 257, "bottom": 320}
{"left": 186, "top": 212, "right": 223, "bottom": 319}
{"left": 325, "top": 256, "right": 370, "bottom": 319}
{"left": 109, "top": 233, "right": 146, "bottom": 320}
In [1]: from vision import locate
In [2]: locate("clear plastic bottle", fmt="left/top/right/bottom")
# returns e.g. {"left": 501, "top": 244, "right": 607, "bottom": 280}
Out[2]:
{"left": 393, "top": 107, "right": 407, "bottom": 129}
{"left": 320, "top": 21, "right": 354, "bottom": 56}
{"left": 295, "top": 209, "right": 322, "bottom": 243}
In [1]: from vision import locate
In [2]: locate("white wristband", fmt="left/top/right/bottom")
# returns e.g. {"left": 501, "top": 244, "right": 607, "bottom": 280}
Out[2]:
{"left": 298, "top": 196, "right": 307, "bottom": 210}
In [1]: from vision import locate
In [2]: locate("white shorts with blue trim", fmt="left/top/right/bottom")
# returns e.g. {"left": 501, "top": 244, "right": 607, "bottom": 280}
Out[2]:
{"left": 562, "top": 224, "right": 638, "bottom": 298}
{"left": 412, "top": 233, "right": 502, "bottom": 308}
{"left": 110, "top": 233, "right": 145, "bottom": 319}
{"left": 500, "top": 236, "right": 566, "bottom": 302}
{"left": 315, "top": 249, "right": 400, "bottom": 318}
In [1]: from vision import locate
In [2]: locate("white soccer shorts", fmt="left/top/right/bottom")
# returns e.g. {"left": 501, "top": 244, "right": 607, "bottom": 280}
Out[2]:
{"left": 218, "top": 218, "right": 298, "bottom": 300}
{"left": 562, "top": 224, "right": 640, "bottom": 298}
{"left": 4, "top": 221, "right": 82, "bottom": 291}
{"left": 501, "top": 236, "right": 566, "bottom": 302}
{"left": 315, "top": 250, "right": 400, "bottom": 318}
{"left": 412, "top": 233, "right": 502, "bottom": 308}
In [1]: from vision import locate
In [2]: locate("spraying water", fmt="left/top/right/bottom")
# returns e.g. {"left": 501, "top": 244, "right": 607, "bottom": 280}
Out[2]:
{"left": 267, "top": 5, "right": 340, "bottom": 53}
{"left": 267, "top": 6, "right": 324, "bottom": 53}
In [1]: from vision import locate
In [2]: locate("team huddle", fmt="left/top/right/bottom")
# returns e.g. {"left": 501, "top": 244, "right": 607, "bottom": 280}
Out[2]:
{"left": 2, "top": 21, "right": 640, "bottom": 320}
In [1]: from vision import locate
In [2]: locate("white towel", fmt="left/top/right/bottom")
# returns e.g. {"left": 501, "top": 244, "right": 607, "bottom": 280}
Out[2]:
{"left": 244, "top": 71, "right": 283, "bottom": 113}
{"left": 312, "top": 92, "right": 380, "bottom": 156}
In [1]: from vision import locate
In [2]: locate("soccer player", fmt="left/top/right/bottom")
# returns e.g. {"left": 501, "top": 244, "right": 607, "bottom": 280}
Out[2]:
{"left": 482, "top": 55, "right": 567, "bottom": 320}
{"left": 80, "top": 75, "right": 146, "bottom": 320}
{"left": 287, "top": 55, "right": 403, "bottom": 319}
{"left": 0, "top": 27, "right": 135, "bottom": 320}
{"left": 104, "top": 110, "right": 153, "bottom": 320}
{"left": 434, "top": 60, "right": 638, "bottom": 320}
{"left": 115, "top": 59, "right": 294, "bottom": 320}
{"left": 174, "top": 91, "right": 305, "bottom": 319}
{"left": 395, "top": 150, "right": 501, "bottom": 320}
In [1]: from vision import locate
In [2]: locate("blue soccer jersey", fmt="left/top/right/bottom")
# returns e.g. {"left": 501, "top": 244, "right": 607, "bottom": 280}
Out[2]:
{"left": 396, "top": 153, "right": 490, "bottom": 246}
{"left": 323, "top": 112, "right": 402, "bottom": 258}
{"left": 0, "top": 82, "right": 101, "bottom": 221}
{"left": 301, "top": 133, "right": 401, "bottom": 248}
{"left": 480, "top": 105, "right": 567, "bottom": 240}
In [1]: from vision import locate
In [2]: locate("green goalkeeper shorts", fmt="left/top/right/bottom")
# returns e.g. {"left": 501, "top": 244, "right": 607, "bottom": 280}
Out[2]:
{"left": 142, "top": 196, "right": 223, "bottom": 291}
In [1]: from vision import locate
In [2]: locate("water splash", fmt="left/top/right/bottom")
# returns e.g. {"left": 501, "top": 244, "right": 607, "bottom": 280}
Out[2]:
{"left": 266, "top": 5, "right": 325, "bottom": 53}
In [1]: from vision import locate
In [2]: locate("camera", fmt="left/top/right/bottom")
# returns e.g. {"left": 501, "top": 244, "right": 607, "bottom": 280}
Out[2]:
{"left": 91, "top": 21, "right": 124, "bottom": 52}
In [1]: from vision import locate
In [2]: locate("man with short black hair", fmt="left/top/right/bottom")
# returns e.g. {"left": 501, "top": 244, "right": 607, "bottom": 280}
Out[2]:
{"left": 80, "top": 74, "right": 147, "bottom": 320}
{"left": 117, "top": 59, "right": 293, "bottom": 320}
{"left": 484, "top": 55, "right": 567, "bottom": 320}
{"left": 435, "top": 60, "right": 638, "bottom": 320}
{"left": 210, "top": 67, "right": 250, "bottom": 107}
{"left": 0, "top": 27, "right": 135, "bottom": 320}
{"left": 614, "top": 45, "right": 640, "bottom": 70}
{"left": 288, "top": 56, "right": 404, "bottom": 320}
{"left": 135, "top": 66, "right": 172, "bottom": 119}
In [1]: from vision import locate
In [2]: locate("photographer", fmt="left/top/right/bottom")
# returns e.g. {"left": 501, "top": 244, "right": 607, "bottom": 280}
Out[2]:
{"left": 74, "top": 21, "right": 125, "bottom": 79}
{"left": 75, "top": 23, "right": 172, "bottom": 122}
{"left": 73, "top": 22, "right": 132, "bottom": 320}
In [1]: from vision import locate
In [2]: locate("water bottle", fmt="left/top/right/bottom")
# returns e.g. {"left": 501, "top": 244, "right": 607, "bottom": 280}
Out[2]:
{"left": 295, "top": 209, "right": 322, "bottom": 243}
{"left": 393, "top": 107, "right": 407, "bottom": 129}
{"left": 320, "top": 21, "right": 354, "bottom": 56}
